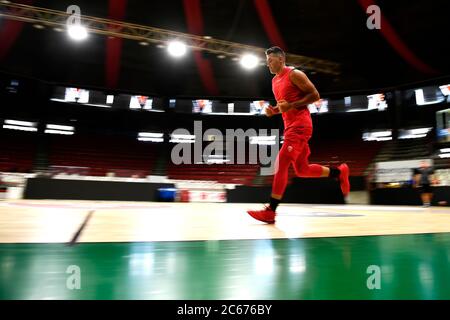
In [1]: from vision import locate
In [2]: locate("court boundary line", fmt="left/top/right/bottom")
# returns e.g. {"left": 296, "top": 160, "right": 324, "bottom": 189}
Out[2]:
{"left": 68, "top": 210, "right": 95, "bottom": 246}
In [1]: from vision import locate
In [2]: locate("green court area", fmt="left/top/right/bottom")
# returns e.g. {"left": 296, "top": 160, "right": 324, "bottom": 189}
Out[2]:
{"left": 1, "top": 233, "right": 449, "bottom": 299}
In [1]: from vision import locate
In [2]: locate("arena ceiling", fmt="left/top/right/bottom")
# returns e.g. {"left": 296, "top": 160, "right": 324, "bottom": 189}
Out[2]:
{"left": 0, "top": 0, "right": 449, "bottom": 99}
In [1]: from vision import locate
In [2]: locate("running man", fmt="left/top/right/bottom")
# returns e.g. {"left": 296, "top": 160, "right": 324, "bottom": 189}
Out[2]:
{"left": 247, "top": 46, "right": 350, "bottom": 223}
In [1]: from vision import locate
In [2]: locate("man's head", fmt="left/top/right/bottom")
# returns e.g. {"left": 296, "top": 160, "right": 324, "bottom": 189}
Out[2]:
{"left": 265, "top": 46, "right": 286, "bottom": 75}
{"left": 420, "top": 160, "right": 429, "bottom": 169}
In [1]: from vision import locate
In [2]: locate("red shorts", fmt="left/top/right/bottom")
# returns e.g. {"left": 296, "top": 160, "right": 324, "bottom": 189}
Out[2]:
{"left": 282, "top": 126, "right": 313, "bottom": 164}
{"left": 272, "top": 126, "right": 322, "bottom": 197}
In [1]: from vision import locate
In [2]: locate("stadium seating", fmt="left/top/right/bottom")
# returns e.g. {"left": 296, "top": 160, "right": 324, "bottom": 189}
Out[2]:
{"left": 48, "top": 134, "right": 159, "bottom": 178}
{"left": 0, "top": 131, "right": 36, "bottom": 173}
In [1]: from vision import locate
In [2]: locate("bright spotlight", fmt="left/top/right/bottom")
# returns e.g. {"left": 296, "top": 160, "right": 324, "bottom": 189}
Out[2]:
{"left": 168, "top": 41, "right": 187, "bottom": 58}
{"left": 240, "top": 54, "right": 259, "bottom": 69}
{"left": 67, "top": 25, "right": 88, "bottom": 41}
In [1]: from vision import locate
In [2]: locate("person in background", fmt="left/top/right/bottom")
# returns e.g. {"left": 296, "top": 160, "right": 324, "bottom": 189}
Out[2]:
{"left": 413, "top": 161, "right": 438, "bottom": 207}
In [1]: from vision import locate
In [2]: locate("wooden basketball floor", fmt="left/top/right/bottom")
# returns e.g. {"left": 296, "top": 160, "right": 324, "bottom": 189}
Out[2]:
{"left": 0, "top": 200, "right": 449, "bottom": 299}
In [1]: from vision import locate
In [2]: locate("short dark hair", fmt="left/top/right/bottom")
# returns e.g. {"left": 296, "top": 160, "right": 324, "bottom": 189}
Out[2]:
{"left": 265, "top": 46, "right": 285, "bottom": 57}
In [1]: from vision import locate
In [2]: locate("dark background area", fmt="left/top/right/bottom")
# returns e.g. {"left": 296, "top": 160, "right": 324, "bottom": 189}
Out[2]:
{"left": 0, "top": 0, "right": 449, "bottom": 99}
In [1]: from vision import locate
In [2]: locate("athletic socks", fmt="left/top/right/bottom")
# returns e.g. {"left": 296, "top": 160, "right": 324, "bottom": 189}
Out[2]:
{"left": 269, "top": 197, "right": 281, "bottom": 212}
{"left": 329, "top": 167, "right": 341, "bottom": 179}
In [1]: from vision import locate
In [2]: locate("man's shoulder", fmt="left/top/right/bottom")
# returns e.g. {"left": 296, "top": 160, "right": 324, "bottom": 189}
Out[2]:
{"left": 288, "top": 68, "right": 305, "bottom": 76}
{"left": 288, "top": 69, "right": 310, "bottom": 84}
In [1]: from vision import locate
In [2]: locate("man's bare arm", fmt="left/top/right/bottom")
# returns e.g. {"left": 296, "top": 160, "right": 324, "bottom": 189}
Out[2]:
{"left": 277, "top": 70, "right": 320, "bottom": 113}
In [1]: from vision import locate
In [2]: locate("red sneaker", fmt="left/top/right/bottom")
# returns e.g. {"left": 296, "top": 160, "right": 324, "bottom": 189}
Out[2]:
{"left": 247, "top": 205, "right": 276, "bottom": 224}
{"left": 338, "top": 163, "right": 350, "bottom": 197}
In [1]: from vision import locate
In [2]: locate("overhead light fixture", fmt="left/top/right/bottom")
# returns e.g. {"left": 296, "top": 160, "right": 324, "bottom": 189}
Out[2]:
{"left": 362, "top": 130, "right": 393, "bottom": 141}
{"left": 399, "top": 134, "right": 427, "bottom": 140}
{"left": 206, "top": 159, "right": 230, "bottom": 164}
{"left": 45, "top": 124, "right": 75, "bottom": 135}
{"left": 167, "top": 41, "right": 187, "bottom": 58}
{"left": 67, "top": 25, "right": 88, "bottom": 41}
{"left": 240, "top": 54, "right": 259, "bottom": 70}
{"left": 138, "top": 137, "right": 164, "bottom": 142}
{"left": 439, "top": 153, "right": 450, "bottom": 159}
{"left": 44, "top": 129, "right": 74, "bottom": 135}
{"left": 169, "top": 133, "right": 195, "bottom": 143}
{"left": 249, "top": 135, "right": 277, "bottom": 145}
{"left": 46, "top": 124, "right": 74, "bottom": 131}
{"left": 138, "top": 132, "right": 164, "bottom": 138}
{"left": 409, "top": 128, "right": 432, "bottom": 135}
{"left": 3, "top": 125, "right": 38, "bottom": 132}
{"left": 137, "top": 132, "right": 164, "bottom": 142}
{"left": 4, "top": 119, "right": 38, "bottom": 132}
{"left": 171, "top": 134, "right": 195, "bottom": 139}
{"left": 398, "top": 127, "right": 432, "bottom": 140}
{"left": 4, "top": 119, "right": 36, "bottom": 127}
{"left": 371, "top": 131, "right": 392, "bottom": 138}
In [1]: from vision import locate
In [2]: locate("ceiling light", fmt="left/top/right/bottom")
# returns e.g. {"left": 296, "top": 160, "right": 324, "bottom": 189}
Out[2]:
{"left": 67, "top": 25, "right": 88, "bottom": 41}
{"left": 167, "top": 41, "right": 187, "bottom": 58}
{"left": 240, "top": 54, "right": 259, "bottom": 69}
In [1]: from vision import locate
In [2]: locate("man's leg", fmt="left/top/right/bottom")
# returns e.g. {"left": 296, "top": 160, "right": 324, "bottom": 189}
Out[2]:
{"left": 247, "top": 143, "right": 295, "bottom": 223}
{"left": 421, "top": 186, "right": 432, "bottom": 206}
{"left": 292, "top": 143, "right": 350, "bottom": 196}
{"left": 421, "top": 192, "right": 428, "bottom": 206}
{"left": 270, "top": 143, "right": 297, "bottom": 210}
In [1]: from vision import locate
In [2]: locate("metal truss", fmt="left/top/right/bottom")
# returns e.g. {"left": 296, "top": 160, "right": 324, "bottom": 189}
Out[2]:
{"left": 0, "top": 2, "right": 340, "bottom": 75}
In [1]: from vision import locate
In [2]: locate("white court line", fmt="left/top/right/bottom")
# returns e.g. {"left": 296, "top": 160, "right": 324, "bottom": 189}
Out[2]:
{"left": 313, "top": 205, "right": 427, "bottom": 212}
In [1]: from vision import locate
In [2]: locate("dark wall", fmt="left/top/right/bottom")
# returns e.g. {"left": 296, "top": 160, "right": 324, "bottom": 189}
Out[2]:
{"left": 227, "top": 177, "right": 345, "bottom": 204}
{"left": 24, "top": 178, "right": 175, "bottom": 201}
{"left": 370, "top": 187, "right": 450, "bottom": 206}
{"left": 349, "top": 176, "right": 366, "bottom": 191}
{"left": 25, "top": 177, "right": 346, "bottom": 203}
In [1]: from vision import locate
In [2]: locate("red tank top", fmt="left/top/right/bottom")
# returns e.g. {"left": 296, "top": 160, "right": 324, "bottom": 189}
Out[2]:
{"left": 272, "top": 66, "right": 312, "bottom": 140}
